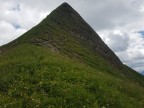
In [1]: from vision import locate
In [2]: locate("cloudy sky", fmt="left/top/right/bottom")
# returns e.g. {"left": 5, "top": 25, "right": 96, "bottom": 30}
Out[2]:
{"left": 0, "top": 0, "right": 144, "bottom": 73}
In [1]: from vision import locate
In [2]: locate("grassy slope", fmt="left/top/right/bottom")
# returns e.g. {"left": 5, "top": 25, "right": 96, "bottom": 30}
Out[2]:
{"left": 0, "top": 44, "right": 144, "bottom": 108}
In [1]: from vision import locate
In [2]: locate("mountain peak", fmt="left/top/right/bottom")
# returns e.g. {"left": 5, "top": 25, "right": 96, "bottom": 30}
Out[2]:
{"left": 47, "top": 2, "right": 79, "bottom": 21}
{"left": 60, "top": 2, "right": 71, "bottom": 8}
{"left": 52, "top": 2, "right": 75, "bottom": 13}
{"left": 1, "top": 2, "right": 123, "bottom": 69}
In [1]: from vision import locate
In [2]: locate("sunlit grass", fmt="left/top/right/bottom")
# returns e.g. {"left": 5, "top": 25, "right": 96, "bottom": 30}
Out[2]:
{"left": 0, "top": 44, "right": 144, "bottom": 107}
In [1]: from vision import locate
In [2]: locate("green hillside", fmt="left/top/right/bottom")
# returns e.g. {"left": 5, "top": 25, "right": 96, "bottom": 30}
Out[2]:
{"left": 0, "top": 2, "right": 144, "bottom": 108}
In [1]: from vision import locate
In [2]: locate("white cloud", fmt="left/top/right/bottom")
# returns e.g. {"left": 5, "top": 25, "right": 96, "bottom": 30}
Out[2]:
{"left": 99, "top": 29, "right": 144, "bottom": 72}
{"left": 99, "top": 30, "right": 129, "bottom": 52}
{"left": 0, "top": 21, "right": 26, "bottom": 46}
{"left": 0, "top": 0, "right": 49, "bottom": 46}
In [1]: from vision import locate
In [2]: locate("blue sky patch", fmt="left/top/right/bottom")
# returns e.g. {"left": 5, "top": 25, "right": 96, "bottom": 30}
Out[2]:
{"left": 138, "top": 31, "right": 144, "bottom": 37}
{"left": 12, "top": 23, "right": 21, "bottom": 29}
{"left": 9, "top": 4, "right": 20, "bottom": 12}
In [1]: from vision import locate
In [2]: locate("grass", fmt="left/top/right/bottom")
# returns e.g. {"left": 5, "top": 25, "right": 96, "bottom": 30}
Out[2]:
{"left": 0, "top": 44, "right": 144, "bottom": 108}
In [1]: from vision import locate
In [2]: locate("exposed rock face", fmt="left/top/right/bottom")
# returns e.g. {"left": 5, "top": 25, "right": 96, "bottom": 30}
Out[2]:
{"left": 42, "top": 2, "right": 123, "bottom": 68}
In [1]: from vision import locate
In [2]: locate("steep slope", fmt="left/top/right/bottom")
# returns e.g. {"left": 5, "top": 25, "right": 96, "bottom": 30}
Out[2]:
{"left": 0, "top": 2, "right": 144, "bottom": 108}
{"left": 1, "top": 2, "right": 122, "bottom": 69}
{"left": 0, "top": 44, "right": 144, "bottom": 108}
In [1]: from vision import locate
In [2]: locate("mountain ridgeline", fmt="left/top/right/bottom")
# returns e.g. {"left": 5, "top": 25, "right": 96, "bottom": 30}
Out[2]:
{"left": 0, "top": 2, "right": 144, "bottom": 108}
{"left": 1, "top": 2, "right": 123, "bottom": 69}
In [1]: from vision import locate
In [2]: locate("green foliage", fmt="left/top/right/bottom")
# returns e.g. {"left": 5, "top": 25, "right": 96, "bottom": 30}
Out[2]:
{"left": 0, "top": 44, "right": 144, "bottom": 108}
